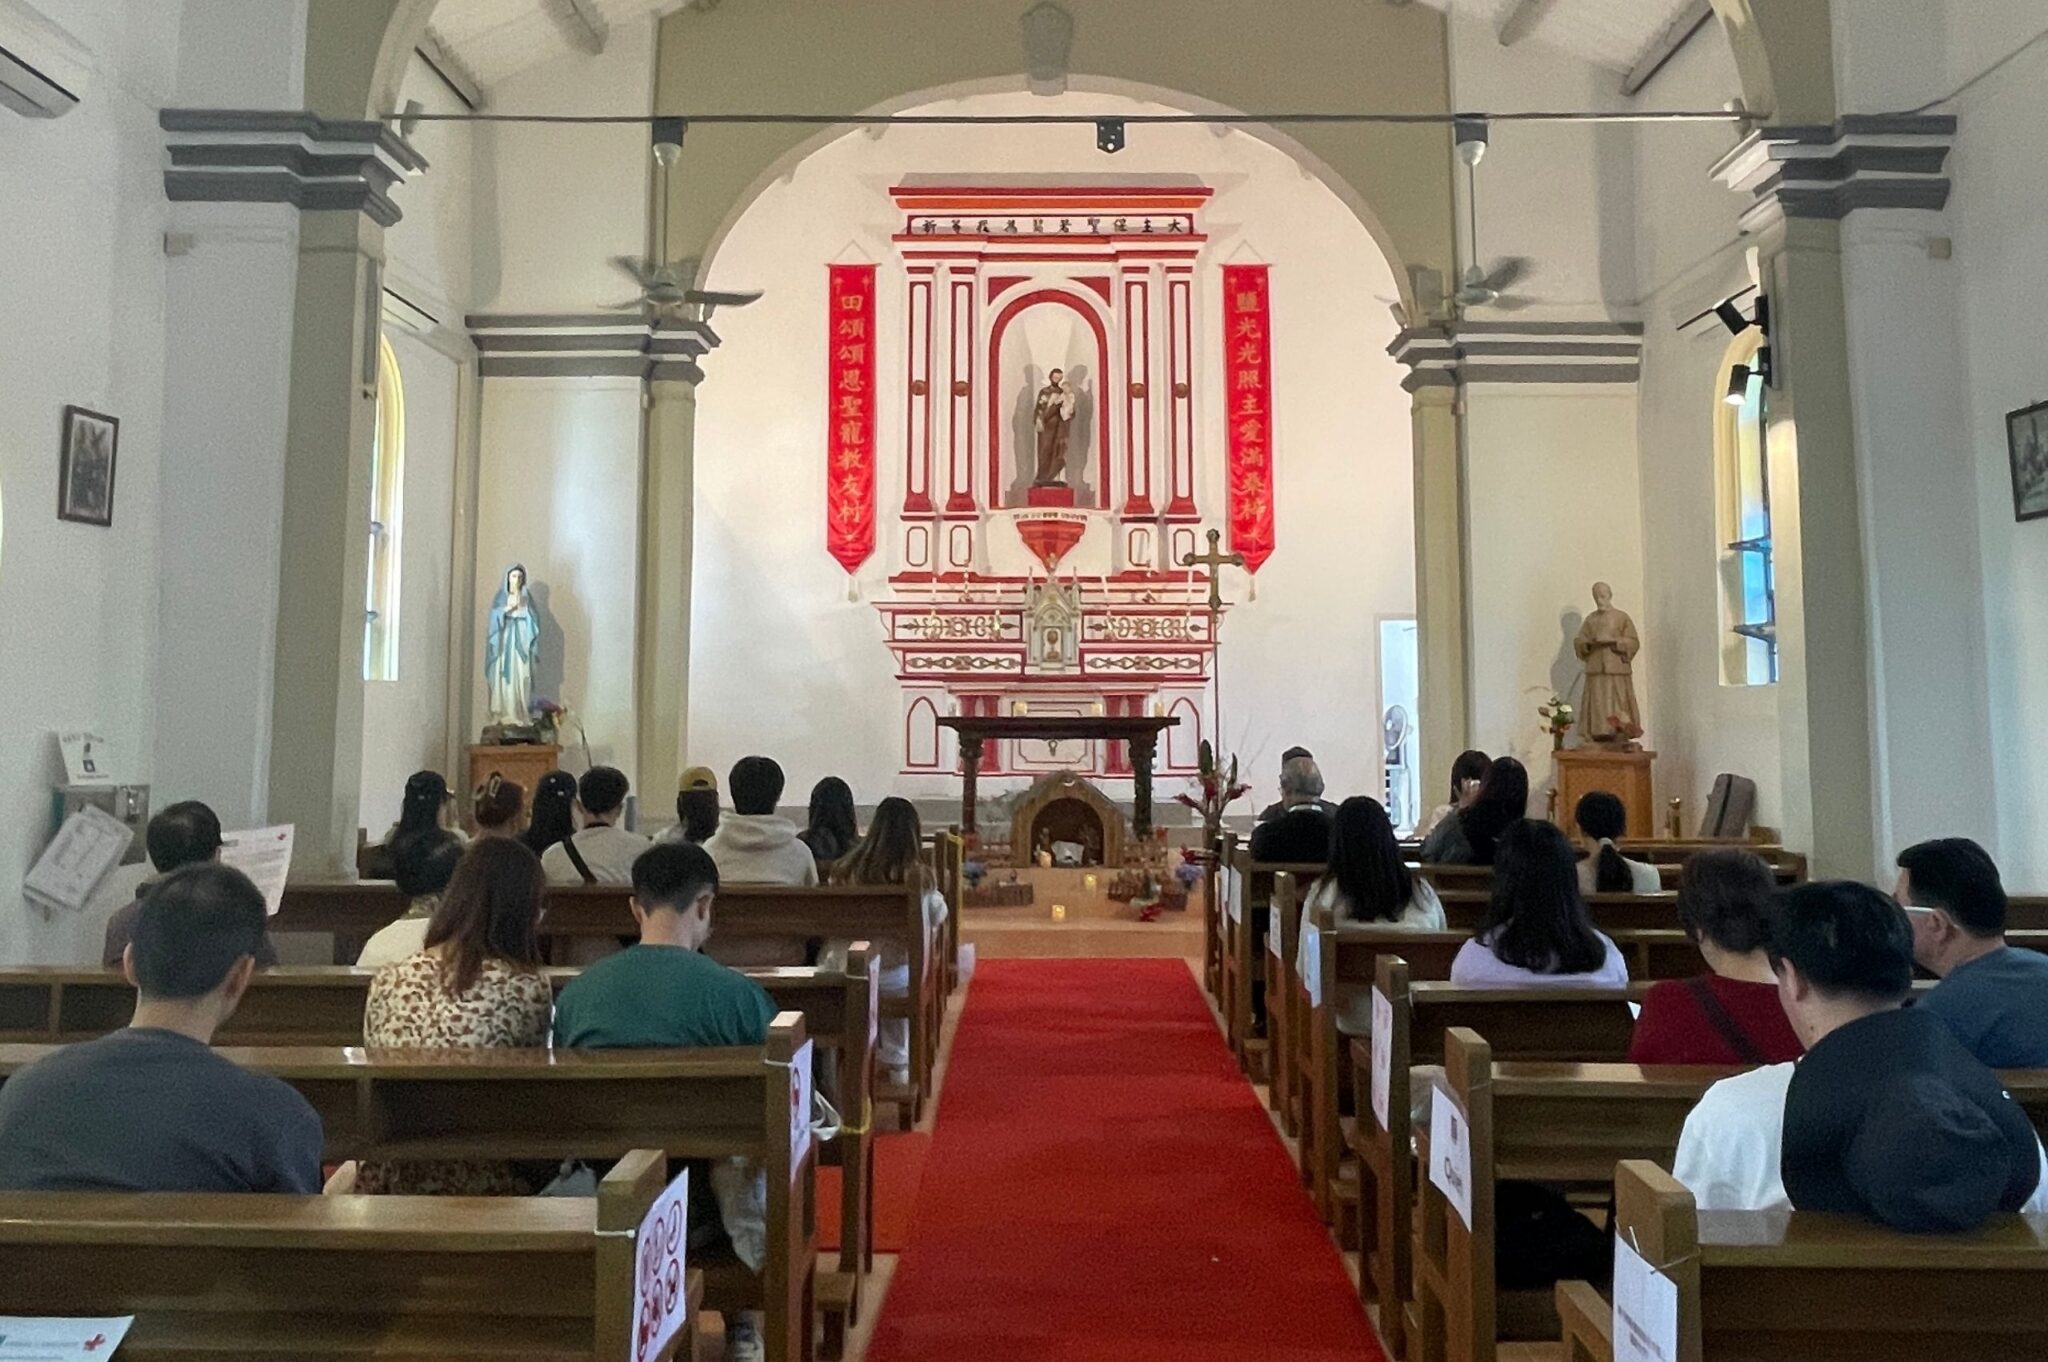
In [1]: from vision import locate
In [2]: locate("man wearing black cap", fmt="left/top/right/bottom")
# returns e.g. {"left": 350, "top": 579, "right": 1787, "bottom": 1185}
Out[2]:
{"left": 1776, "top": 881, "right": 2041, "bottom": 1233}
{"left": 1673, "top": 880, "right": 2048, "bottom": 1226}
{"left": 99, "top": 801, "right": 279, "bottom": 970}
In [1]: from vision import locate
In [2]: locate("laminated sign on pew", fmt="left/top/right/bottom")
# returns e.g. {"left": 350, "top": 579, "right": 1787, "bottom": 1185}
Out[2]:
{"left": 1612, "top": 1237, "right": 1679, "bottom": 1362}
{"left": 633, "top": 1169, "right": 690, "bottom": 1362}
{"left": 1369, "top": 988, "right": 1393, "bottom": 1130}
{"left": 0, "top": 1316, "right": 134, "bottom": 1357}
{"left": 219, "top": 825, "right": 293, "bottom": 917}
{"left": 790, "top": 1039, "right": 816, "bottom": 1181}
{"left": 1427, "top": 1084, "right": 1474, "bottom": 1229}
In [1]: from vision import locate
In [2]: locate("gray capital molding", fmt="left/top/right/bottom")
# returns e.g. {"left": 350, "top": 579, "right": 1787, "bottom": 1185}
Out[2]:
{"left": 467, "top": 314, "right": 720, "bottom": 384}
{"left": 1713, "top": 114, "right": 1957, "bottom": 235}
{"left": 1389, "top": 321, "right": 1644, "bottom": 392}
{"left": 161, "top": 109, "right": 428, "bottom": 228}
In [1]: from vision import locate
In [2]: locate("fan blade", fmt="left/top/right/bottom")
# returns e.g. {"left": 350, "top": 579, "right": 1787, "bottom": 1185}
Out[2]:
{"left": 1454, "top": 283, "right": 1499, "bottom": 308}
{"left": 609, "top": 256, "right": 657, "bottom": 288}
{"left": 601, "top": 298, "right": 651, "bottom": 312}
{"left": 1488, "top": 293, "right": 1536, "bottom": 313}
{"left": 1481, "top": 256, "right": 1531, "bottom": 293}
{"left": 684, "top": 288, "right": 765, "bottom": 309}
{"left": 1375, "top": 294, "right": 1411, "bottom": 329}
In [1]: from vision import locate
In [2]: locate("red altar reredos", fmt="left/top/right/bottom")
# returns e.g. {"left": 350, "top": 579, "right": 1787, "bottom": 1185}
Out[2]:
{"left": 829, "top": 180, "right": 1276, "bottom": 786}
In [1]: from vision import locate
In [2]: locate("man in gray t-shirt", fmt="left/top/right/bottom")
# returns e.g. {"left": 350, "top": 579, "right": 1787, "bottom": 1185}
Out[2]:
{"left": 0, "top": 864, "right": 322, "bottom": 1193}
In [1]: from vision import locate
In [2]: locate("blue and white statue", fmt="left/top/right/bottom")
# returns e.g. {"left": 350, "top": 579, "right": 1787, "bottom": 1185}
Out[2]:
{"left": 485, "top": 563, "right": 541, "bottom": 726}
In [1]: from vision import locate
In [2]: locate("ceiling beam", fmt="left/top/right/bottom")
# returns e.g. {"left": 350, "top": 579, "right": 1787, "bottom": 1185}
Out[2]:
{"left": 415, "top": 29, "right": 484, "bottom": 111}
{"left": 1621, "top": 0, "right": 1714, "bottom": 96}
{"left": 548, "top": 0, "right": 611, "bottom": 56}
{"left": 1496, "top": 0, "right": 1556, "bottom": 47}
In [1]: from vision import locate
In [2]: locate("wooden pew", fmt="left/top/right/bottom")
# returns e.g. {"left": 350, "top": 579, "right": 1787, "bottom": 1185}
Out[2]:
{"left": 1220, "top": 843, "right": 1324, "bottom": 1081}
{"left": 1345, "top": 964, "right": 1646, "bottom": 1356}
{"left": 1263, "top": 872, "right": 1303, "bottom": 1134}
{"left": 1405, "top": 1035, "right": 2048, "bottom": 1362}
{"left": 1561, "top": 1160, "right": 2048, "bottom": 1361}
{"left": 0, "top": 956, "right": 882, "bottom": 1357}
{"left": 0, "top": 1148, "right": 700, "bottom": 1361}
{"left": 275, "top": 880, "right": 940, "bottom": 1127}
{"left": 0, "top": 1016, "right": 820, "bottom": 1362}
{"left": 1202, "top": 833, "right": 1225, "bottom": 1000}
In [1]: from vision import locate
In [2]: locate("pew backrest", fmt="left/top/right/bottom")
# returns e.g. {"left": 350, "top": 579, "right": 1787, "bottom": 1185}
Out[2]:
{"left": 0, "top": 1148, "right": 692, "bottom": 1361}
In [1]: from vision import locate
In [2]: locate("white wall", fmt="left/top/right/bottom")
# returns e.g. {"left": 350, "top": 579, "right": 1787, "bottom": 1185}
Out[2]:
{"left": 468, "top": 23, "right": 656, "bottom": 316}
{"left": 474, "top": 380, "right": 644, "bottom": 771}
{"left": 1940, "top": 12, "right": 2048, "bottom": 886}
{"left": 1463, "top": 387, "right": 1647, "bottom": 792}
{"left": 0, "top": 0, "right": 179, "bottom": 962}
{"left": 689, "top": 89, "right": 1414, "bottom": 804}
{"left": 466, "top": 22, "right": 657, "bottom": 783}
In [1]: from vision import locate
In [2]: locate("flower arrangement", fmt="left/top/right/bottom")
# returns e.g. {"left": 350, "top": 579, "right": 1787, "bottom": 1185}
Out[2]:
{"left": 1173, "top": 851, "right": 1204, "bottom": 890}
{"left": 530, "top": 697, "right": 567, "bottom": 738}
{"left": 1173, "top": 740, "right": 1251, "bottom": 846}
{"left": 1537, "top": 696, "right": 1576, "bottom": 751}
{"left": 964, "top": 859, "right": 987, "bottom": 889}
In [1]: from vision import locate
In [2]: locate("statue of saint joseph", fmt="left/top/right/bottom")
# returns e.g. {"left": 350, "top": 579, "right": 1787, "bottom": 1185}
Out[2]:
{"left": 1032, "top": 368, "right": 1078, "bottom": 485}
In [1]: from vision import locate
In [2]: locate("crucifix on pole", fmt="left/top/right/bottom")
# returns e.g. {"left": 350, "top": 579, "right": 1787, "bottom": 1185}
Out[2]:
{"left": 1181, "top": 527, "right": 1244, "bottom": 747}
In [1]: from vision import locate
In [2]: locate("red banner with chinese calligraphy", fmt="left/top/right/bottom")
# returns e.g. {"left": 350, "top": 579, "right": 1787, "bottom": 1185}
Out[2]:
{"left": 1222, "top": 263, "right": 1274, "bottom": 573}
{"left": 826, "top": 264, "right": 878, "bottom": 574}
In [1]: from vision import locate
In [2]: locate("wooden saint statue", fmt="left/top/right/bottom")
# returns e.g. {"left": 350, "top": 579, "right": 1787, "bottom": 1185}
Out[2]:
{"left": 1574, "top": 580, "right": 1642, "bottom": 742}
{"left": 1033, "top": 368, "right": 1077, "bottom": 485}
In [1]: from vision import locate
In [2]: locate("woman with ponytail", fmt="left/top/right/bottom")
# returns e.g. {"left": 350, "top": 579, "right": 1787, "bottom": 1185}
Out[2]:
{"left": 1572, "top": 792, "right": 1661, "bottom": 895}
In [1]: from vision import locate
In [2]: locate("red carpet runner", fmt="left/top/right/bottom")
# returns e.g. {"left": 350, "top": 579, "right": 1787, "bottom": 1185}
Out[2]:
{"left": 866, "top": 958, "right": 1386, "bottom": 1361}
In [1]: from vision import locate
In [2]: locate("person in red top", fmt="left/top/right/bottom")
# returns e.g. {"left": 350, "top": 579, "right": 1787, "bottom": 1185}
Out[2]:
{"left": 1629, "top": 849, "right": 1804, "bottom": 1065}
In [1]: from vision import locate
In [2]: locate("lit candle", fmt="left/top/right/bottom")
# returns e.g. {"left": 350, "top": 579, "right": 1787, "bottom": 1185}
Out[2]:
{"left": 1083, "top": 873, "right": 1098, "bottom": 892}
{"left": 1052, "top": 904, "right": 1067, "bottom": 922}
{"left": 1016, "top": 700, "right": 1030, "bottom": 716}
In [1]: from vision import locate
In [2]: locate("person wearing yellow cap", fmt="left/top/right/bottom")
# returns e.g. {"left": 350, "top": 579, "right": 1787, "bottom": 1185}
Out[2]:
{"left": 658, "top": 766, "right": 722, "bottom": 846}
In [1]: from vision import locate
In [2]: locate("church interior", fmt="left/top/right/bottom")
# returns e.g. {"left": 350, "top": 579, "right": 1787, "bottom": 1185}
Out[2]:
{"left": 4, "top": 0, "right": 2048, "bottom": 1357}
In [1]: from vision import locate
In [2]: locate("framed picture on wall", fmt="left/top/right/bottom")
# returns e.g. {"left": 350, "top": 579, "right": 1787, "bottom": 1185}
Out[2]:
{"left": 2008, "top": 399, "right": 2048, "bottom": 523}
{"left": 57, "top": 405, "right": 119, "bottom": 527}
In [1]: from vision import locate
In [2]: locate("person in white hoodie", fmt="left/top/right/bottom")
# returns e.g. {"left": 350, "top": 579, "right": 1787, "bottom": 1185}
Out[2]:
{"left": 702, "top": 756, "right": 816, "bottom": 967}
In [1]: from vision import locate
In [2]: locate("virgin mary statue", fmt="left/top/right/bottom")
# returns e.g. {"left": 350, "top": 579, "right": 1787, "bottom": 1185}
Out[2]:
{"left": 485, "top": 564, "right": 541, "bottom": 726}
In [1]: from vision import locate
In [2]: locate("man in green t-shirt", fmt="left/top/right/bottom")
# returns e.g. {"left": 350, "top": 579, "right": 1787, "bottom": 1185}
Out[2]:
{"left": 552, "top": 841, "right": 776, "bottom": 1048}
{"left": 553, "top": 841, "right": 778, "bottom": 1362}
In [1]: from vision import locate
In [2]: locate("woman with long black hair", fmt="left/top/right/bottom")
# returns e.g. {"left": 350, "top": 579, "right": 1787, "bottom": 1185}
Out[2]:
{"left": 1450, "top": 819, "right": 1627, "bottom": 986}
{"left": 1302, "top": 797, "right": 1445, "bottom": 1032}
{"left": 1418, "top": 754, "right": 1529, "bottom": 866}
{"left": 522, "top": 770, "right": 579, "bottom": 859}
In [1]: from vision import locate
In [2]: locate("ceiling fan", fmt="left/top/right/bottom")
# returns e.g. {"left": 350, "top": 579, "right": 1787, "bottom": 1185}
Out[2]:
{"left": 606, "top": 118, "right": 765, "bottom": 321}
{"left": 1451, "top": 117, "right": 1534, "bottom": 312}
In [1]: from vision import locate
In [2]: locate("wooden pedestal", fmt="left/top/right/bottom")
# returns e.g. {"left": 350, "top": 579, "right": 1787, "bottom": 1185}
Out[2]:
{"left": 466, "top": 744, "right": 560, "bottom": 830}
{"left": 1554, "top": 746, "right": 1657, "bottom": 839}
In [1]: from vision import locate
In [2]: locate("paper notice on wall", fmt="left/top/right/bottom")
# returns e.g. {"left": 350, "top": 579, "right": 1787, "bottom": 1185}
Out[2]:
{"left": 22, "top": 807, "right": 133, "bottom": 916}
{"left": 0, "top": 1316, "right": 134, "bottom": 1357}
{"left": 631, "top": 1169, "right": 689, "bottom": 1362}
{"left": 56, "top": 732, "right": 119, "bottom": 787}
{"left": 1369, "top": 988, "right": 1394, "bottom": 1131}
{"left": 220, "top": 825, "right": 294, "bottom": 917}
{"left": 1427, "top": 1083, "right": 1474, "bottom": 1229}
{"left": 1612, "top": 1237, "right": 1680, "bottom": 1362}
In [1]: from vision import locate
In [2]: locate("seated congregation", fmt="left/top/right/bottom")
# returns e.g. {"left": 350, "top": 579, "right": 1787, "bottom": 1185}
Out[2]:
{"left": 0, "top": 754, "right": 955, "bottom": 1362}
{"left": 1221, "top": 744, "right": 2048, "bottom": 1356}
